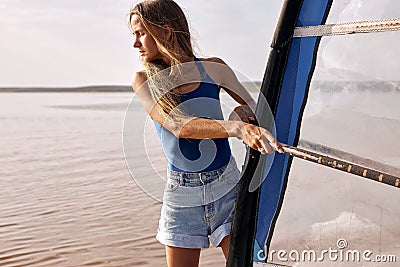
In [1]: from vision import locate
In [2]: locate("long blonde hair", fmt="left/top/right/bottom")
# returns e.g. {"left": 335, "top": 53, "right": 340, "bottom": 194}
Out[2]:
{"left": 129, "top": 0, "right": 195, "bottom": 115}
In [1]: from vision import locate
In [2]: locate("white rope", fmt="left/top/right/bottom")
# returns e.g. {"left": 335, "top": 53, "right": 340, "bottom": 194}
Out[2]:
{"left": 293, "top": 18, "right": 400, "bottom": 37}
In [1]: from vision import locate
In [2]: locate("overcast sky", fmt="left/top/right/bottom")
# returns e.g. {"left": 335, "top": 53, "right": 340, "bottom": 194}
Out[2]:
{"left": 0, "top": 0, "right": 284, "bottom": 87}
{"left": 1, "top": 1, "right": 398, "bottom": 87}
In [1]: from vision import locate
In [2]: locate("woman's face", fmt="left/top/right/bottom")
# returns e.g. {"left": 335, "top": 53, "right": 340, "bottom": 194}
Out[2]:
{"left": 130, "top": 15, "right": 162, "bottom": 62}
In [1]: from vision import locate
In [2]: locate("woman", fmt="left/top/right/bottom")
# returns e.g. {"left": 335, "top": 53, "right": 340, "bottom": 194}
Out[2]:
{"left": 129, "top": 1, "right": 282, "bottom": 266}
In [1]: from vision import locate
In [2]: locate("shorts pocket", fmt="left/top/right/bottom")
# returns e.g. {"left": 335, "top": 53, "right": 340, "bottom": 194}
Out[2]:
{"left": 164, "top": 180, "right": 180, "bottom": 192}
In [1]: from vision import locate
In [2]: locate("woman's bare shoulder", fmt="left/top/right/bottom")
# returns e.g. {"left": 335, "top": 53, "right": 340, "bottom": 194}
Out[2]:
{"left": 131, "top": 71, "right": 148, "bottom": 92}
{"left": 196, "top": 57, "right": 232, "bottom": 86}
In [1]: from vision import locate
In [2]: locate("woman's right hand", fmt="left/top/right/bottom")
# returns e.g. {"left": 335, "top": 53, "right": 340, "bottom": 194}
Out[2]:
{"left": 238, "top": 122, "right": 283, "bottom": 154}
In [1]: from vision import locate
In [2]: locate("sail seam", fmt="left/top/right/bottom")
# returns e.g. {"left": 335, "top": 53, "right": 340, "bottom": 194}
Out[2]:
{"left": 293, "top": 18, "right": 400, "bottom": 37}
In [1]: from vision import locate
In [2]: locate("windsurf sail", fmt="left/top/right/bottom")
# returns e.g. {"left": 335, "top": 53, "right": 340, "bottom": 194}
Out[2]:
{"left": 228, "top": 1, "right": 400, "bottom": 266}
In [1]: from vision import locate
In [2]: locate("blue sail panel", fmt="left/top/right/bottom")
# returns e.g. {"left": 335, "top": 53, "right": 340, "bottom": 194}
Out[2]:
{"left": 254, "top": 0, "right": 332, "bottom": 262}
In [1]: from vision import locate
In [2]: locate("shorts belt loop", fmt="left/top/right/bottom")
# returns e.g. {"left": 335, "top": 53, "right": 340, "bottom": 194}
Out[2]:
{"left": 199, "top": 172, "right": 204, "bottom": 183}
{"left": 179, "top": 173, "right": 184, "bottom": 185}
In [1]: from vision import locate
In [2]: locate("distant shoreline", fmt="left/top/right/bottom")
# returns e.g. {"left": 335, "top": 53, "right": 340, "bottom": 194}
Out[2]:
{"left": 0, "top": 85, "right": 132, "bottom": 93}
{"left": 0, "top": 81, "right": 398, "bottom": 93}
{"left": 0, "top": 82, "right": 263, "bottom": 93}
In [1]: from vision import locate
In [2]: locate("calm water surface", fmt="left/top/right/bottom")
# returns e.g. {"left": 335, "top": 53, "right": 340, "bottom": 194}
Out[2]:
{"left": 0, "top": 93, "right": 227, "bottom": 266}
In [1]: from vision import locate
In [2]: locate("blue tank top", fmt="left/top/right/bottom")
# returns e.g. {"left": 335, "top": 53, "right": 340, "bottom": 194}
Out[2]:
{"left": 153, "top": 58, "right": 232, "bottom": 172}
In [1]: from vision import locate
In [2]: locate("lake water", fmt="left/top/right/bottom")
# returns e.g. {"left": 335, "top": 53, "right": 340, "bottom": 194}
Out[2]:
{"left": 1, "top": 90, "right": 399, "bottom": 266}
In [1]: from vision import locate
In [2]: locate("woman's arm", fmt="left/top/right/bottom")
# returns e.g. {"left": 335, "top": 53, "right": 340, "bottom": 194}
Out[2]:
{"left": 132, "top": 71, "right": 282, "bottom": 154}
{"left": 132, "top": 71, "right": 239, "bottom": 138}
{"left": 203, "top": 57, "right": 258, "bottom": 123}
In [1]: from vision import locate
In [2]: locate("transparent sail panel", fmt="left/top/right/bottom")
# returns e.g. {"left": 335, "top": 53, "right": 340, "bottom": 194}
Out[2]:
{"left": 326, "top": 0, "right": 400, "bottom": 24}
{"left": 268, "top": 1, "right": 400, "bottom": 266}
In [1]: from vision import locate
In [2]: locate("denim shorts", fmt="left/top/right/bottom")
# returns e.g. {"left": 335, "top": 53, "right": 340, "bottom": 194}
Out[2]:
{"left": 156, "top": 158, "right": 241, "bottom": 248}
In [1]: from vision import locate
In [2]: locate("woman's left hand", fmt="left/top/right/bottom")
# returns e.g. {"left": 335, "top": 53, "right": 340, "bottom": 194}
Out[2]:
{"left": 238, "top": 123, "right": 283, "bottom": 154}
